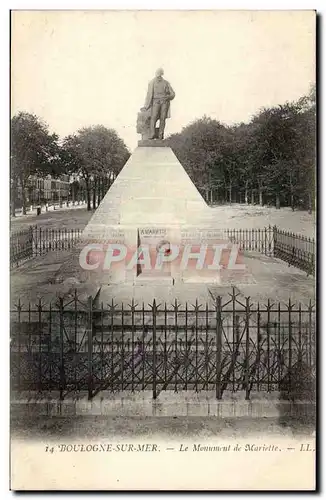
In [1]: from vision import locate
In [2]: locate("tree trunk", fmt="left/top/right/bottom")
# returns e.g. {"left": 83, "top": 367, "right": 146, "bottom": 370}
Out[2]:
{"left": 11, "top": 179, "right": 17, "bottom": 217}
{"left": 21, "top": 178, "right": 27, "bottom": 215}
{"left": 290, "top": 193, "right": 295, "bottom": 211}
{"left": 58, "top": 182, "right": 62, "bottom": 208}
{"left": 209, "top": 189, "right": 213, "bottom": 205}
{"left": 86, "top": 179, "right": 91, "bottom": 211}
{"left": 108, "top": 175, "right": 113, "bottom": 190}
{"left": 72, "top": 183, "right": 75, "bottom": 205}
{"left": 275, "top": 193, "right": 280, "bottom": 209}
{"left": 101, "top": 178, "right": 106, "bottom": 199}
{"left": 97, "top": 179, "right": 101, "bottom": 207}
{"left": 308, "top": 192, "right": 312, "bottom": 214}
{"left": 289, "top": 172, "right": 294, "bottom": 211}
{"left": 229, "top": 183, "right": 232, "bottom": 204}
{"left": 259, "top": 188, "right": 263, "bottom": 206}
{"left": 251, "top": 190, "right": 255, "bottom": 205}
{"left": 92, "top": 180, "right": 96, "bottom": 210}
{"left": 245, "top": 186, "right": 248, "bottom": 204}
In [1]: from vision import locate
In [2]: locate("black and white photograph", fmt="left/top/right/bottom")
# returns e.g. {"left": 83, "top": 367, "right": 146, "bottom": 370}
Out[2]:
{"left": 9, "top": 9, "right": 316, "bottom": 490}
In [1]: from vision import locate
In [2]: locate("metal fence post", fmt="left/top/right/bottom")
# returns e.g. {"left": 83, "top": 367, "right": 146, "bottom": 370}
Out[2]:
{"left": 175, "top": 299, "right": 178, "bottom": 393}
{"left": 29, "top": 225, "right": 34, "bottom": 258}
{"left": 31, "top": 226, "right": 35, "bottom": 257}
{"left": 215, "top": 296, "right": 222, "bottom": 400}
{"left": 288, "top": 299, "right": 293, "bottom": 397}
{"left": 110, "top": 299, "right": 114, "bottom": 392}
{"left": 272, "top": 225, "right": 277, "bottom": 257}
{"left": 39, "top": 227, "right": 42, "bottom": 255}
{"left": 17, "top": 298, "right": 22, "bottom": 391}
{"left": 257, "top": 303, "right": 261, "bottom": 391}
{"left": 195, "top": 299, "right": 199, "bottom": 392}
{"left": 38, "top": 298, "right": 42, "bottom": 391}
{"left": 266, "top": 299, "right": 271, "bottom": 392}
{"left": 152, "top": 299, "right": 157, "bottom": 399}
{"left": 142, "top": 303, "right": 145, "bottom": 391}
{"left": 232, "top": 290, "right": 236, "bottom": 391}
{"left": 185, "top": 302, "right": 188, "bottom": 390}
{"left": 245, "top": 297, "right": 251, "bottom": 400}
{"left": 308, "top": 299, "right": 312, "bottom": 368}
{"left": 121, "top": 303, "right": 124, "bottom": 391}
{"left": 59, "top": 297, "right": 65, "bottom": 401}
{"left": 48, "top": 302, "right": 52, "bottom": 390}
{"left": 87, "top": 295, "right": 93, "bottom": 400}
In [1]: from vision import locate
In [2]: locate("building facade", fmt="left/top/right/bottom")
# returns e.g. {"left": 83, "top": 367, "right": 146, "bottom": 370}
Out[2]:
{"left": 23, "top": 174, "right": 70, "bottom": 205}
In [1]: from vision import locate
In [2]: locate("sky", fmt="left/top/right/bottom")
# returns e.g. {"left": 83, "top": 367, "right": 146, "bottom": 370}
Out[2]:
{"left": 11, "top": 10, "right": 315, "bottom": 151}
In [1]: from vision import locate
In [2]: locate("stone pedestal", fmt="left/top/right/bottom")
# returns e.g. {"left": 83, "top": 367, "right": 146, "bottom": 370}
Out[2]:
{"left": 81, "top": 146, "right": 222, "bottom": 286}
{"left": 82, "top": 146, "right": 209, "bottom": 230}
{"left": 138, "top": 139, "right": 166, "bottom": 147}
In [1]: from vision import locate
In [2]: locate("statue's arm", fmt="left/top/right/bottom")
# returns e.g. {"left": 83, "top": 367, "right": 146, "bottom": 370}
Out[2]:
{"left": 167, "top": 82, "right": 175, "bottom": 101}
{"left": 144, "top": 81, "right": 153, "bottom": 110}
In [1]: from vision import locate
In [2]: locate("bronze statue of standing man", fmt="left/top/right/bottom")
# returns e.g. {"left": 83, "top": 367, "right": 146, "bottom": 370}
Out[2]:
{"left": 142, "top": 68, "right": 175, "bottom": 140}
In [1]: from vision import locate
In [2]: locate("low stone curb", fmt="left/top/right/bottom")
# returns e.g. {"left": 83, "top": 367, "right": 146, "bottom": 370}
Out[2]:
{"left": 11, "top": 391, "right": 315, "bottom": 419}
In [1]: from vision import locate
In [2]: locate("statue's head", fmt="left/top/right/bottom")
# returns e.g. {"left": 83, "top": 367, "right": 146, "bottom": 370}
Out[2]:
{"left": 155, "top": 68, "right": 164, "bottom": 78}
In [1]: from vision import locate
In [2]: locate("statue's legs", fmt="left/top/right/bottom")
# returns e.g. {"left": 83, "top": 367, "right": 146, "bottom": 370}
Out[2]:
{"left": 158, "top": 102, "right": 169, "bottom": 139}
{"left": 149, "top": 102, "right": 161, "bottom": 139}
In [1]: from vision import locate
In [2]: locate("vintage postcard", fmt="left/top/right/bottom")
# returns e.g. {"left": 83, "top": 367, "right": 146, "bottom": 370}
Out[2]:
{"left": 10, "top": 9, "right": 316, "bottom": 490}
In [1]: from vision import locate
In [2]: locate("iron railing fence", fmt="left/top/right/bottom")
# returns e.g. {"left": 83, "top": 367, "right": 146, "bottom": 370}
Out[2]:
{"left": 10, "top": 289, "right": 316, "bottom": 401}
{"left": 10, "top": 225, "right": 315, "bottom": 276}
{"left": 273, "top": 227, "right": 315, "bottom": 276}
{"left": 32, "top": 227, "right": 82, "bottom": 255}
{"left": 10, "top": 226, "right": 34, "bottom": 268}
{"left": 10, "top": 226, "right": 82, "bottom": 268}
{"left": 223, "top": 226, "right": 274, "bottom": 255}
{"left": 223, "top": 226, "right": 315, "bottom": 275}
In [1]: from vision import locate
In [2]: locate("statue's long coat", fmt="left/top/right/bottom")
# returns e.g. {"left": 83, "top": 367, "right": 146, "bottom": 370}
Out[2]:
{"left": 144, "top": 78, "right": 175, "bottom": 118}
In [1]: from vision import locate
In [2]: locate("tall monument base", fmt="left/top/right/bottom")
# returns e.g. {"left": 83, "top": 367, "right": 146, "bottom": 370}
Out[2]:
{"left": 82, "top": 146, "right": 210, "bottom": 230}
{"left": 80, "top": 146, "right": 244, "bottom": 287}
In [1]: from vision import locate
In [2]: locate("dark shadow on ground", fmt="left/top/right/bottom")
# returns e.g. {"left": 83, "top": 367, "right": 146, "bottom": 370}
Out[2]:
{"left": 11, "top": 412, "right": 315, "bottom": 441}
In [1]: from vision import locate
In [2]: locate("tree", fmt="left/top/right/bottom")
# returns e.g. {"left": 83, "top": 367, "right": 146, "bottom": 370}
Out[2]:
{"left": 166, "top": 117, "right": 227, "bottom": 202}
{"left": 61, "top": 126, "right": 130, "bottom": 211}
{"left": 165, "top": 87, "right": 315, "bottom": 212}
{"left": 250, "top": 96, "right": 315, "bottom": 210}
{"left": 11, "top": 112, "right": 59, "bottom": 215}
{"left": 295, "top": 86, "right": 316, "bottom": 212}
